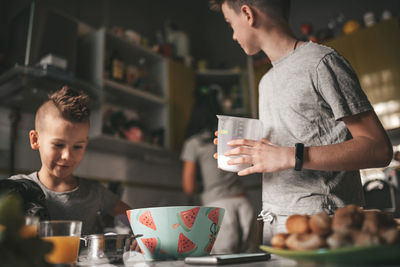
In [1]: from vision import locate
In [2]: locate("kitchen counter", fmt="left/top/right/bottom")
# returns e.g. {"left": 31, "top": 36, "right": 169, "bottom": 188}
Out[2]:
{"left": 79, "top": 255, "right": 293, "bottom": 267}
{"left": 121, "top": 256, "right": 295, "bottom": 267}
{"left": 89, "top": 254, "right": 400, "bottom": 267}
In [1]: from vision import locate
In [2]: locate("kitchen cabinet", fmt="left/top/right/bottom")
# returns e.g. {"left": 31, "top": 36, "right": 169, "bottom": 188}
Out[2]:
{"left": 0, "top": 5, "right": 178, "bottom": 161}
{"left": 86, "top": 28, "right": 173, "bottom": 159}
{"left": 168, "top": 60, "right": 196, "bottom": 152}
{"left": 0, "top": 6, "right": 99, "bottom": 113}
{"left": 324, "top": 18, "right": 400, "bottom": 132}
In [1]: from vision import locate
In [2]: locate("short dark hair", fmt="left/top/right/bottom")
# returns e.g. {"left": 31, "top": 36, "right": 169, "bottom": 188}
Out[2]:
{"left": 47, "top": 85, "right": 90, "bottom": 123}
{"left": 185, "top": 88, "right": 222, "bottom": 140}
{"left": 209, "top": 0, "right": 291, "bottom": 22}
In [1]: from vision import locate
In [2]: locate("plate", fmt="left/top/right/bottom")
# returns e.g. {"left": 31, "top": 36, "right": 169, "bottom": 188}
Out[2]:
{"left": 260, "top": 244, "right": 400, "bottom": 265}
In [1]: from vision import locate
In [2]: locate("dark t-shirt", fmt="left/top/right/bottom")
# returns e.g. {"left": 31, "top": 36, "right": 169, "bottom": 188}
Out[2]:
{"left": 10, "top": 172, "right": 119, "bottom": 234}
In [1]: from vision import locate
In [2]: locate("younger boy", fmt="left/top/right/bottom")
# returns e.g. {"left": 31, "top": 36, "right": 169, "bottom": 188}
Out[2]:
{"left": 10, "top": 86, "right": 131, "bottom": 235}
{"left": 210, "top": 0, "right": 393, "bottom": 243}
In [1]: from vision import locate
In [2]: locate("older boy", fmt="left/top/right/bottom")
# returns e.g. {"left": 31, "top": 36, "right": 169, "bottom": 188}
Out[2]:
{"left": 10, "top": 86, "right": 131, "bottom": 234}
{"left": 210, "top": 0, "right": 393, "bottom": 243}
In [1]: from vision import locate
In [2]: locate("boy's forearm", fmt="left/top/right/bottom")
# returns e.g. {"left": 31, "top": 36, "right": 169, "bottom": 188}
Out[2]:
{"left": 302, "top": 136, "right": 393, "bottom": 171}
{"left": 112, "top": 200, "right": 131, "bottom": 216}
{"left": 285, "top": 111, "right": 393, "bottom": 172}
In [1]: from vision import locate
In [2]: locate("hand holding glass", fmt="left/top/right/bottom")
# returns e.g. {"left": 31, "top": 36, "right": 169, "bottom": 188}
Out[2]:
{"left": 217, "top": 115, "right": 263, "bottom": 172}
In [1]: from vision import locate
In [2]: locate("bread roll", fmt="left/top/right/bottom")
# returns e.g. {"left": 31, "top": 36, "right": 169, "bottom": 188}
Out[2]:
{"left": 379, "top": 227, "right": 400, "bottom": 245}
{"left": 332, "top": 205, "right": 364, "bottom": 234}
{"left": 271, "top": 233, "right": 290, "bottom": 249}
{"left": 326, "top": 232, "right": 352, "bottom": 249}
{"left": 281, "top": 205, "right": 400, "bottom": 250}
{"left": 361, "top": 210, "right": 382, "bottom": 234}
{"left": 286, "top": 214, "right": 310, "bottom": 234}
{"left": 363, "top": 209, "right": 396, "bottom": 231}
{"left": 351, "top": 230, "right": 382, "bottom": 246}
{"left": 309, "top": 212, "right": 332, "bottom": 236}
{"left": 285, "top": 233, "right": 326, "bottom": 250}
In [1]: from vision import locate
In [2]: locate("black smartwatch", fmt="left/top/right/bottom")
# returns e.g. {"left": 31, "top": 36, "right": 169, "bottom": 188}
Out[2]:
{"left": 294, "top": 143, "right": 304, "bottom": 171}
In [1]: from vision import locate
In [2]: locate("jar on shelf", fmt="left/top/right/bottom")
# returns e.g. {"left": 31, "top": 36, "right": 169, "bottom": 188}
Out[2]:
{"left": 111, "top": 50, "right": 125, "bottom": 81}
{"left": 125, "top": 64, "right": 139, "bottom": 86}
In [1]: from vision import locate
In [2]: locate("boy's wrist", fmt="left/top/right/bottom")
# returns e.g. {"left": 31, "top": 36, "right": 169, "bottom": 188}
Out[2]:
{"left": 285, "top": 146, "right": 296, "bottom": 170}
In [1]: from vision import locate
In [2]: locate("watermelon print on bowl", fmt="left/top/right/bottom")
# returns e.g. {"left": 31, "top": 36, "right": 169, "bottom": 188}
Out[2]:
{"left": 127, "top": 206, "right": 225, "bottom": 260}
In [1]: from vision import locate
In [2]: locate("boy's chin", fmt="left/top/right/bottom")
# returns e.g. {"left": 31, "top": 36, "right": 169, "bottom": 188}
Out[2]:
{"left": 52, "top": 168, "right": 74, "bottom": 179}
{"left": 244, "top": 48, "right": 261, "bottom": 56}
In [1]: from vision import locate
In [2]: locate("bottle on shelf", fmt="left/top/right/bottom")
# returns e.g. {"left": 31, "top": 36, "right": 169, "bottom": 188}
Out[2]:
{"left": 111, "top": 50, "right": 125, "bottom": 82}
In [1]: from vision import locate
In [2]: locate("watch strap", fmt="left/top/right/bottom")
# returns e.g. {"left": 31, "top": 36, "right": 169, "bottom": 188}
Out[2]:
{"left": 294, "top": 143, "right": 304, "bottom": 171}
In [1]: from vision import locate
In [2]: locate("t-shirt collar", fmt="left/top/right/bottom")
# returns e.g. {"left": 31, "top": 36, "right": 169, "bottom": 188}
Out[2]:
{"left": 271, "top": 41, "right": 310, "bottom": 67}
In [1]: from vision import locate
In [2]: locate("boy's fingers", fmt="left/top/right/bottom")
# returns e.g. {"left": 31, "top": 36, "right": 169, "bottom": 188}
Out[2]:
{"left": 225, "top": 147, "right": 252, "bottom": 157}
{"left": 261, "top": 138, "right": 276, "bottom": 146}
{"left": 214, "top": 130, "right": 218, "bottom": 137}
{"left": 131, "top": 240, "right": 141, "bottom": 252}
{"left": 213, "top": 138, "right": 218, "bottom": 145}
{"left": 213, "top": 152, "right": 218, "bottom": 159}
{"left": 238, "top": 166, "right": 256, "bottom": 176}
{"left": 227, "top": 139, "right": 257, "bottom": 146}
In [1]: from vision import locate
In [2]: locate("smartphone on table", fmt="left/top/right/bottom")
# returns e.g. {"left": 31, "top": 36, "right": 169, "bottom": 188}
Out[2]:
{"left": 184, "top": 252, "right": 270, "bottom": 265}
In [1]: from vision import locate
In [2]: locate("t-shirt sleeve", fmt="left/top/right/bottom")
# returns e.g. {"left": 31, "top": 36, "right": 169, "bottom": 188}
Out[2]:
{"left": 180, "top": 137, "right": 198, "bottom": 162}
{"left": 97, "top": 183, "right": 120, "bottom": 215}
{"left": 316, "top": 52, "right": 373, "bottom": 121}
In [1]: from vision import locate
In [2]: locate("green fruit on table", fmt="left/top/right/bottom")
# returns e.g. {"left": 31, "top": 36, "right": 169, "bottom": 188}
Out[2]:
{"left": 0, "top": 194, "right": 52, "bottom": 267}
{"left": 0, "top": 194, "right": 24, "bottom": 234}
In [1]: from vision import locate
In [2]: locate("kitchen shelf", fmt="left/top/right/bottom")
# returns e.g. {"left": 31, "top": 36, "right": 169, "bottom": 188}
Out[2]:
{"left": 0, "top": 65, "right": 99, "bottom": 112}
{"left": 88, "top": 27, "right": 170, "bottom": 154}
{"left": 87, "top": 134, "right": 177, "bottom": 162}
{"left": 106, "top": 31, "right": 164, "bottom": 63}
{"left": 196, "top": 69, "right": 241, "bottom": 84}
{"left": 196, "top": 69, "right": 241, "bottom": 76}
{"left": 103, "top": 79, "right": 166, "bottom": 110}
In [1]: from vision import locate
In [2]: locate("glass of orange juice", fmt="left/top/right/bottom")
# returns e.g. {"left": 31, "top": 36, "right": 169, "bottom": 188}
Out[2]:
{"left": 20, "top": 215, "right": 39, "bottom": 238}
{"left": 39, "top": 220, "right": 82, "bottom": 266}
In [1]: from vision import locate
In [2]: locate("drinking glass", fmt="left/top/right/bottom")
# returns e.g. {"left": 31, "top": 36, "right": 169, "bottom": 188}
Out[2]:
{"left": 39, "top": 220, "right": 82, "bottom": 265}
{"left": 20, "top": 215, "right": 39, "bottom": 238}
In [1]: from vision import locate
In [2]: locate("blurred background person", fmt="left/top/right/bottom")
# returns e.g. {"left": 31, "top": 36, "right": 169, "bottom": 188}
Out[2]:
{"left": 180, "top": 86, "right": 258, "bottom": 253}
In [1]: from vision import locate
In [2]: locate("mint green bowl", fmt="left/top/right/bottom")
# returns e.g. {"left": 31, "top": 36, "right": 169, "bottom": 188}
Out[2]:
{"left": 127, "top": 206, "right": 225, "bottom": 260}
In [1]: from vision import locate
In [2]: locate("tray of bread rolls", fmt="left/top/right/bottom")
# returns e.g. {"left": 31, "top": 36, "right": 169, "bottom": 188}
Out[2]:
{"left": 260, "top": 205, "right": 400, "bottom": 264}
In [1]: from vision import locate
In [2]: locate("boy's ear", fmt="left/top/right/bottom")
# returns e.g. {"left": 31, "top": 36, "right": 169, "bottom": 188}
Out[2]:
{"left": 241, "top": 5, "right": 255, "bottom": 26}
{"left": 29, "top": 130, "right": 40, "bottom": 150}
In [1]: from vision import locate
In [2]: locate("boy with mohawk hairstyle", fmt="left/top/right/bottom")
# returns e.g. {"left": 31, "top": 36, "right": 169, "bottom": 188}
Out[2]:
{"left": 10, "top": 86, "right": 131, "bottom": 234}
{"left": 210, "top": 0, "right": 392, "bottom": 244}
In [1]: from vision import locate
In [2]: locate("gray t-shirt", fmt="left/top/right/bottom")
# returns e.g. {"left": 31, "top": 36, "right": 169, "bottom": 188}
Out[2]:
{"left": 10, "top": 172, "right": 120, "bottom": 234}
{"left": 181, "top": 131, "right": 245, "bottom": 204}
{"left": 259, "top": 41, "right": 373, "bottom": 215}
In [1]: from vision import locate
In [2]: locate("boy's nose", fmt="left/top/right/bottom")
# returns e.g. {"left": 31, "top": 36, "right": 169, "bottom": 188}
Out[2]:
{"left": 61, "top": 149, "right": 71, "bottom": 160}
